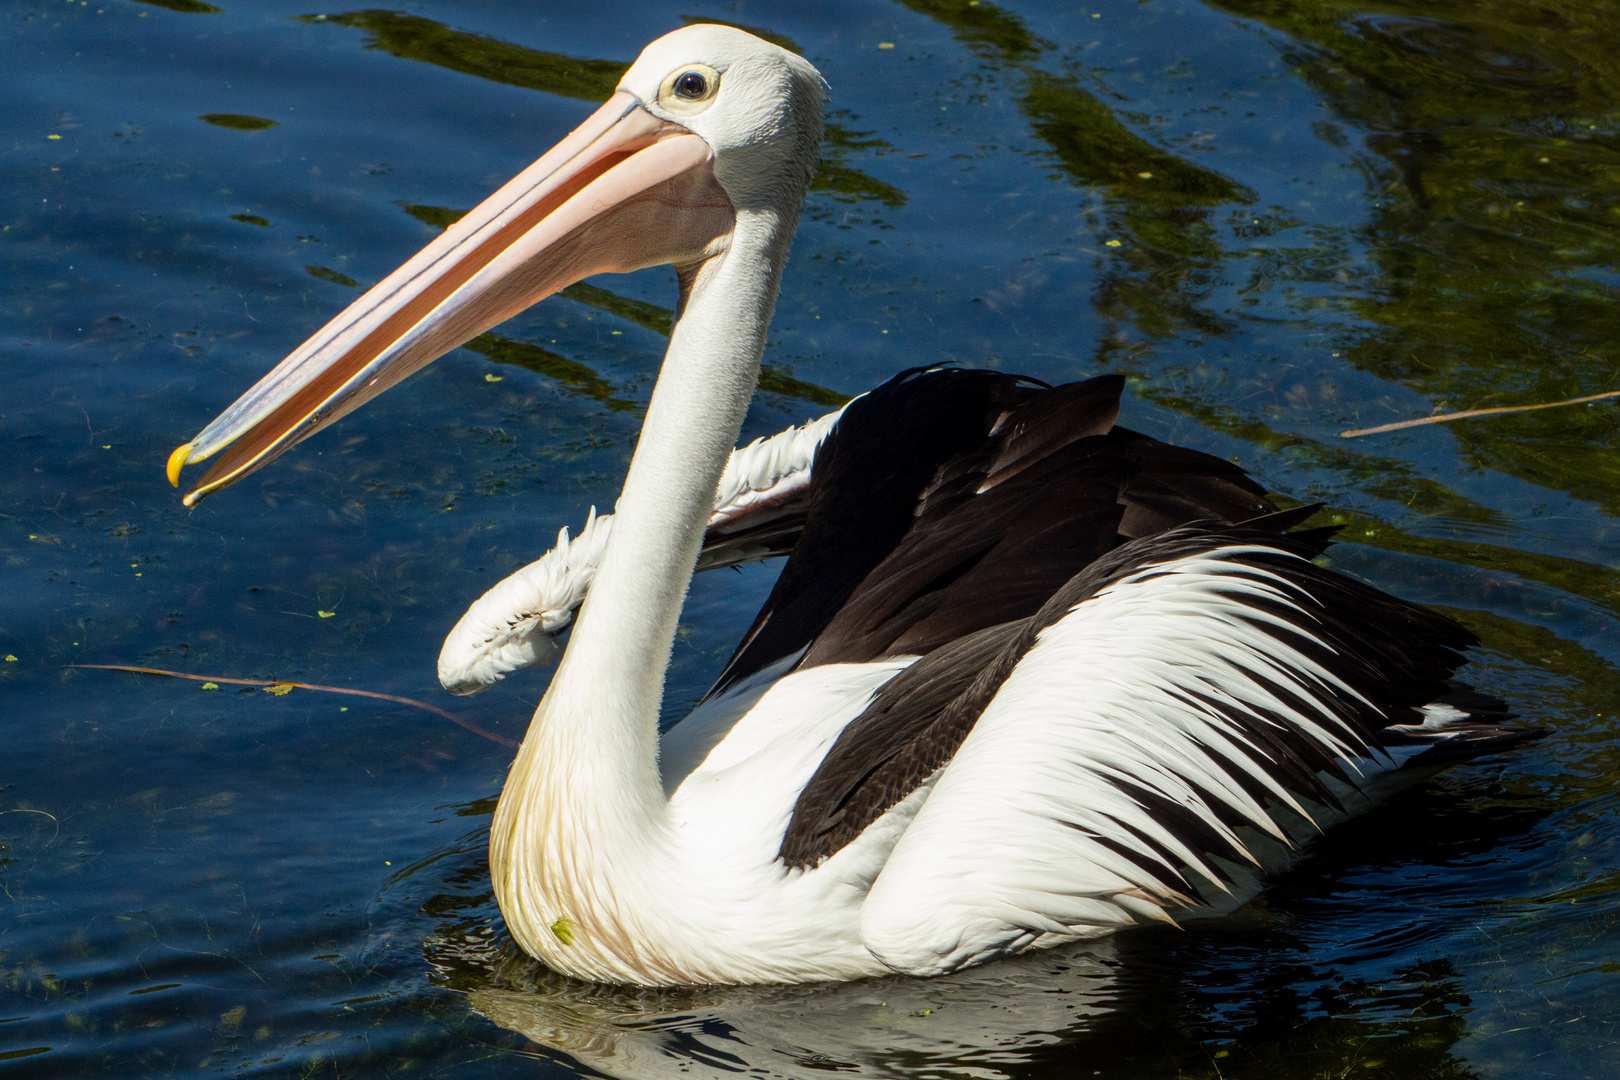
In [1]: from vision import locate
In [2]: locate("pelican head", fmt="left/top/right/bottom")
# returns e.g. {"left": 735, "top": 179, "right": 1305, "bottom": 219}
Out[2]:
{"left": 166, "top": 25, "right": 825, "bottom": 504}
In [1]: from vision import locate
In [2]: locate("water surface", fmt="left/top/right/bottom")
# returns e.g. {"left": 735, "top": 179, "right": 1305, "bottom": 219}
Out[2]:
{"left": 2, "top": 0, "right": 1618, "bottom": 1076}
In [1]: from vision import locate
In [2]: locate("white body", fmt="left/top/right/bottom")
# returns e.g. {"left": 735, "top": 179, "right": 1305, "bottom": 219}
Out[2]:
{"left": 498, "top": 543, "right": 1471, "bottom": 985}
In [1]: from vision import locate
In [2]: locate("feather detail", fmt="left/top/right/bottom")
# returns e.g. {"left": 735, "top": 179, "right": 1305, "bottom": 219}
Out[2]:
{"left": 709, "top": 405, "right": 846, "bottom": 530}
{"left": 438, "top": 509, "right": 615, "bottom": 696}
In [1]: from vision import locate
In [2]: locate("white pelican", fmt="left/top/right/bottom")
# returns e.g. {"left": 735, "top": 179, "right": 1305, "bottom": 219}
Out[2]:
{"left": 168, "top": 25, "right": 1537, "bottom": 986}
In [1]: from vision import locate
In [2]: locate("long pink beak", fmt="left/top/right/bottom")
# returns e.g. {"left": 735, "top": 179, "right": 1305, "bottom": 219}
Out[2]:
{"left": 168, "top": 92, "right": 734, "bottom": 505}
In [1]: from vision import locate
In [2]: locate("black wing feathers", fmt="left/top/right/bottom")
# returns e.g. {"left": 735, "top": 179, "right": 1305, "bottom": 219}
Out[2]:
{"left": 733, "top": 367, "right": 1535, "bottom": 872}
{"left": 696, "top": 504, "right": 811, "bottom": 572}
{"left": 803, "top": 440, "right": 1130, "bottom": 666}
{"left": 802, "top": 388, "right": 1274, "bottom": 668}
{"left": 781, "top": 622, "right": 1025, "bottom": 867}
{"left": 708, "top": 368, "right": 1044, "bottom": 695}
{"left": 783, "top": 518, "right": 1321, "bottom": 869}
{"left": 781, "top": 516, "right": 1538, "bottom": 871}
{"left": 1110, "top": 430, "right": 1275, "bottom": 539}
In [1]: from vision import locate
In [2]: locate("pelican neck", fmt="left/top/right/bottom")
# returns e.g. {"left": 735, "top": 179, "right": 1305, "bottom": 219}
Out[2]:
{"left": 488, "top": 205, "right": 801, "bottom": 976}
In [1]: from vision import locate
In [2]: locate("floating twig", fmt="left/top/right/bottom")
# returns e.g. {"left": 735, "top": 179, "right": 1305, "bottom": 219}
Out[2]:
{"left": 69, "top": 663, "right": 518, "bottom": 748}
{"left": 1340, "top": 389, "right": 1620, "bottom": 437}
{"left": 0, "top": 808, "right": 60, "bottom": 846}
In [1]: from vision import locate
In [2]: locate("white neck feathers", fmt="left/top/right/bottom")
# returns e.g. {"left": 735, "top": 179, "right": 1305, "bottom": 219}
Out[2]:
{"left": 489, "top": 206, "right": 800, "bottom": 977}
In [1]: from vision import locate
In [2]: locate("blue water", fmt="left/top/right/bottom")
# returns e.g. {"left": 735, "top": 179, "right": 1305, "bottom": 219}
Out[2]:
{"left": 3, "top": 0, "right": 1618, "bottom": 1076}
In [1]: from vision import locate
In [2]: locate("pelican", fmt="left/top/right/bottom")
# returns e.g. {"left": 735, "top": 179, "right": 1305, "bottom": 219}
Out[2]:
{"left": 168, "top": 25, "right": 1537, "bottom": 986}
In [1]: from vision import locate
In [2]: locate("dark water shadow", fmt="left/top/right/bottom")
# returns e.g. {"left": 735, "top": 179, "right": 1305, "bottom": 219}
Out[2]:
{"left": 296, "top": 10, "right": 627, "bottom": 101}
{"left": 134, "top": 0, "right": 222, "bottom": 13}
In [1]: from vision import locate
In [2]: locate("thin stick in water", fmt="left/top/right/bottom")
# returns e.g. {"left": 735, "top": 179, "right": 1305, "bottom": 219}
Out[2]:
{"left": 1340, "top": 389, "right": 1620, "bottom": 438}
{"left": 69, "top": 663, "right": 518, "bottom": 748}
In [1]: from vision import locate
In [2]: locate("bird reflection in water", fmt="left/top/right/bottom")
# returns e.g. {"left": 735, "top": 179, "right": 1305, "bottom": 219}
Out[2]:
{"left": 442, "top": 930, "right": 1123, "bottom": 1079}
{"left": 418, "top": 903, "right": 1484, "bottom": 1080}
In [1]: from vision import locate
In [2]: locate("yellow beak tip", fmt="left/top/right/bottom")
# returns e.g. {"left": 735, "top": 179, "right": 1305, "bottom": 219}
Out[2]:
{"left": 166, "top": 443, "right": 194, "bottom": 488}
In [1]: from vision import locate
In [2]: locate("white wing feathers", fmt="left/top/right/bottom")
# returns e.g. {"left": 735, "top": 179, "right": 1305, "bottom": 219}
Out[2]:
{"left": 437, "top": 508, "right": 615, "bottom": 696}
{"left": 859, "top": 548, "right": 1395, "bottom": 976}
{"left": 710, "top": 405, "right": 844, "bottom": 529}
{"left": 439, "top": 407, "right": 846, "bottom": 695}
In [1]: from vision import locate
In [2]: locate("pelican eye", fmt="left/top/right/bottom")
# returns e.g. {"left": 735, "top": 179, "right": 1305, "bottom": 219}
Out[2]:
{"left": 658, "top": 63, "right": 720, "bottom": 112}
{"left": 674, "top": 71, "right": 708, "bottom": 99}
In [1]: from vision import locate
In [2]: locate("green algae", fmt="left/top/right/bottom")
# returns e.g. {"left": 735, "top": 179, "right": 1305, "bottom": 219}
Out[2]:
{"left": 459, "top": 332, "right": 637, "bottom": 412}
{"left": 895, "top": 0, "right": 1051, "bottom": 61}
{"left": 303, "top": 265, "right": 358, "bottom": 288}
{"left": 296, "top": 10, "right": 625, "bottom": 101}
{"left": 1022, "top": 72, "right": 1253, "bottom": 207}
{"left": 1183, "top": 0, "right": 1620, "bottom": 522}
{"left": 198, "top": 114, "right": 278, "bottom": 131}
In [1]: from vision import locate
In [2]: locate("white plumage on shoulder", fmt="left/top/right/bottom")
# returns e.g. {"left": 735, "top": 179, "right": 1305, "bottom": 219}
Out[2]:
{"left": 710, "top": 404, "right": 847, "bottom": 528}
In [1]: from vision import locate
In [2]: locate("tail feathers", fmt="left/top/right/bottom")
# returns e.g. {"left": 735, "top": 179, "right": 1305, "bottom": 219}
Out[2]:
{"left": 1382, "top": 682, "right": 1545, "bottom": 765}
{"left": 1233, "top": 503, "right": 1342, "bottom": 556}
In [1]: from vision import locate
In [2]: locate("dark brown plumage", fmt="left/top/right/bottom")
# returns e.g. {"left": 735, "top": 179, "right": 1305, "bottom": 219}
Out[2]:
{"left": 711, "top": 368, "right": 1539, "bottom": 875}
